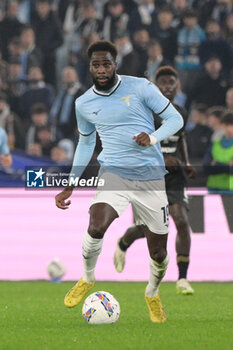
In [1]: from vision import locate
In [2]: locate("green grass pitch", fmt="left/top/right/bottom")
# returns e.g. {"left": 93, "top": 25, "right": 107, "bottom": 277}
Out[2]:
{"left": 1, "top": 281, "right": 232, "bottom": 350}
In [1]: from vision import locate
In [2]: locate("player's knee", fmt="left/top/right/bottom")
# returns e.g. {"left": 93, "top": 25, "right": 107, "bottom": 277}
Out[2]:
{"left": 88, "top": 222, "right": 107, "bottom": 239}
{"left": 150, "top": 248, "right": 167, "bottom": 264}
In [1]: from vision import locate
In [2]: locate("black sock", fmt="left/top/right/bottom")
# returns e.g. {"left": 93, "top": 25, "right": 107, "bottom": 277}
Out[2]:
{"left": 177, "top": 255, "right": 190, "bottom": 279}
{"left": 119, "top": 238, "right": 130, "bottom": 252}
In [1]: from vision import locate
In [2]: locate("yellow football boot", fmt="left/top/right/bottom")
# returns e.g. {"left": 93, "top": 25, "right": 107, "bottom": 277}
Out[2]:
{"left": 145, "top": 294, "right": 166, "bottom": 323}
{"left": 64, "top": 278, "right": 95, "bottom": 308}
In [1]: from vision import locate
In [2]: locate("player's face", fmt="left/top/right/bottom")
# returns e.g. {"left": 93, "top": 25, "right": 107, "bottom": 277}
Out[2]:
{"left": 90, "top": 51, "right": 117, "bottom": 91}
{"left": 156, "top": 75, "right": 178, "bottom": 101}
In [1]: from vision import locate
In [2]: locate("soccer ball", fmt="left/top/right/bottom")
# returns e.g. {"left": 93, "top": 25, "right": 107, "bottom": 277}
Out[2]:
{"left": 82, "top": 291, "right": 120, "bottom": 324}
{"left": 47, "top": 258, "right": 66, "bottom": 281}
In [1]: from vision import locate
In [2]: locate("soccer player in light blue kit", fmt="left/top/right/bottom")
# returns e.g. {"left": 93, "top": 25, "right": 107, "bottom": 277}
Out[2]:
{"left": 55, "top": 41, "right": 183, "bottom": 323}
{"left": 0, "top": 127, "right": 12, "bottom": 168}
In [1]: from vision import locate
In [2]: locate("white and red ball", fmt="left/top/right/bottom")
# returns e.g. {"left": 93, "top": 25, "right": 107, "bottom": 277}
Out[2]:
{"left": 82, "top": 291, "right": 120, "bottom": 324}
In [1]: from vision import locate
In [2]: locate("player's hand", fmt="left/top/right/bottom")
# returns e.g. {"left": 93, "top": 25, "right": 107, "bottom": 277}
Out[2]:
{"left": 55, "top": 186, "right": 73, "bottom": 210}
{"left": 132, "top": 132, "right": 150, "bottom": 146}
{"left": 0, "top": 154, "right": 12, "bottom": 168}
{"left": 185, "top": 165, "right": 196, "bottom": 178}
{"left": 164, "top": 155, "right": 180, "bottom": 172}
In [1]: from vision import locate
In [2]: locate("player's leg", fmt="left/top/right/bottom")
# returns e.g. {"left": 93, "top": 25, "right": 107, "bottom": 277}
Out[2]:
{"left": 130, "top": 181, "right": 169, "bottom": 322}
{"left": 169, "top": 203, "right": 194, "bottom": 295}
{"left": 64, "top": 176, "right": 130, "bottom": 308}
{"left": 114, "top": 225, "right": 145, "bottom": 272}
{"left": 144, "top": 227, "right": 169, "bottom": 323}
{"left": 83, "top": 203, "right": 118, "bottom": 282}
{"left": 145, "top": 228, "right": 168, "bottom": 296}
{"left": 64, "top": 203, "right": 118, "bottom": 308}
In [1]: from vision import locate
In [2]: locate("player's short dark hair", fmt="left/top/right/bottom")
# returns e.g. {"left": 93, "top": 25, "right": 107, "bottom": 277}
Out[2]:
{"left": 155, "top": 65, "right": 178, "bottom": 81}
{"left": 207, "top": 106, "right": 225, "bottom": 119}
{"left": 30, "top": 103, "right": 48, "bottom": 116}
{"left": 221, "top": 112, "right": 233, "bottom": 125}
{"left": 87, "top": 40, "right": 118, "bottom": 60}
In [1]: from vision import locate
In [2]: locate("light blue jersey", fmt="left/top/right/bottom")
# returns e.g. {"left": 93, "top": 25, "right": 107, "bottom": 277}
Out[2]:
{"left": 0, "top": 128, "right": 10, "bottom": 155}
{"left": 71, "top": 75, "right": 183, "bottom": 181}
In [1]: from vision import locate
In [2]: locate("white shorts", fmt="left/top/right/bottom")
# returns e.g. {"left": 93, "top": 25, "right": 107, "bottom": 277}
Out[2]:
{"left": 90, "top": 172, "right": 169, "bottom": 235}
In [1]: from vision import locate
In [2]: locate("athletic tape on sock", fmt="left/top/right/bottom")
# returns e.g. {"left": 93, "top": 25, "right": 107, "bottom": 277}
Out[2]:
{"left": 82, "top": 231, "right": 103, "bottom": 258}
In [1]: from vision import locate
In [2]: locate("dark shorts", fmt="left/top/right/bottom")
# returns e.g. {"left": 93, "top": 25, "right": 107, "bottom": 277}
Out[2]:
{"left": 165, "top": 170, "right": 189, "bottom": 209}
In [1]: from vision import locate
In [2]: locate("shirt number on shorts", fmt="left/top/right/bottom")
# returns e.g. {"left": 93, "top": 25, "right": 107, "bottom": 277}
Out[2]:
{"left": 161, "top": 205, "right": 169, "bottom": 224}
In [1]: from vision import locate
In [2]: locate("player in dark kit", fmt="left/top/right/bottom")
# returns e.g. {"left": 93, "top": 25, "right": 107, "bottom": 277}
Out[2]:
{"left": 114, "top": 66, "right": 196, "bottom": 295}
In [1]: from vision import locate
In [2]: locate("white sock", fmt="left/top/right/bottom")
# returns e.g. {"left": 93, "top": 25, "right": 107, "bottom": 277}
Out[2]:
{"left": 145, "top": 254, "right": 169, "bottom": 298}
{"left": 82, "top": 231, "right": 103, "bottom": 283}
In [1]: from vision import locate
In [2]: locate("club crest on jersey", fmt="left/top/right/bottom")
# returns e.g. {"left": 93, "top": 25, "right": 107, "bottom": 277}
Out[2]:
{"left": 120, "top": 94, "right": 134, "bottom": 106}
{"left": 96, "top": 293, "right": 114, "bottom": 317}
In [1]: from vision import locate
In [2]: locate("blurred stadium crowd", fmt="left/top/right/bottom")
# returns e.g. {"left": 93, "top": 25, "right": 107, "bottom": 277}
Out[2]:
{"left": 0, "top": 0, "right": 232, "bottom": 172}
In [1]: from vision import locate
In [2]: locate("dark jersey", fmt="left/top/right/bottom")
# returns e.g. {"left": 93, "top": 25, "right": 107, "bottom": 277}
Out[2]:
{"left": 154, "top": 104, "right": 188, "bottom": 158}
{"left": 154, "top": 104, "right": 189, "bottom": 198}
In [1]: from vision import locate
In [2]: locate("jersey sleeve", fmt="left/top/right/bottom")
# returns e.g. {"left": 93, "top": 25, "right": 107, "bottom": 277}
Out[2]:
{"left": 139, "top": 78, "right": 170, "bottom": 115}
{"left": 75, "top": 100, "right": 96, "bottom": 136}
{"left": 69, "top": 132, "right": 96, "bottom": 184}
{"left": 151, "top": 103, "right": 183, "bottom": 142}
{"left": 0, "top": 129, "right": 10, "bottom": 155}
{"left": 175, "top": 105, "right": 188, "bottom": 135}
